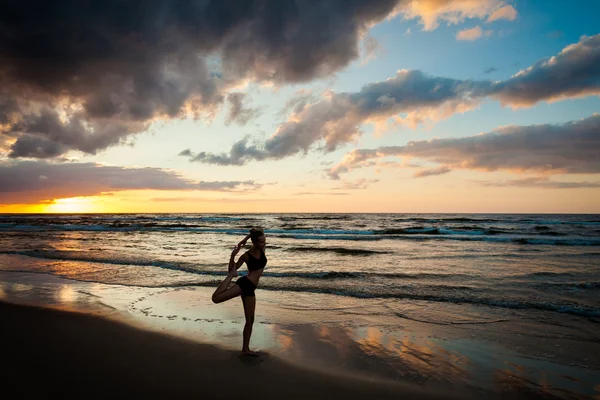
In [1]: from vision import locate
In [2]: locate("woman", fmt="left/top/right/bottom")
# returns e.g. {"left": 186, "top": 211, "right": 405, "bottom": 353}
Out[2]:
{"left": 212, "top": 227, "right": 267, "bottom": 357}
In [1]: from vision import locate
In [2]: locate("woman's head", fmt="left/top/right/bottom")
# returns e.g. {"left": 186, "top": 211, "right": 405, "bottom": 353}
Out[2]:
{"left": 250, "top": 227, "right": 266, "bottom": 250}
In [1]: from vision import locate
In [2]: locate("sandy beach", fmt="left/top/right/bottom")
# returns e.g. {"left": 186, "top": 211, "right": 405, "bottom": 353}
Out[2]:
{"left": 2, "top": 300, "right": 454, "bottom": 400}
{"left": 2, "top": 270, "right": 598, "bottom": 399}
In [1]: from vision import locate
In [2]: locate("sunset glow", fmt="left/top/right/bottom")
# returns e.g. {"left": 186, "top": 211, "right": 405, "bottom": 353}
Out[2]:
{"left": 0, "top": 1, "right": 598, "bottom": 213}
{"left": 42, "top": 197, "right": 103, "bottom": 214}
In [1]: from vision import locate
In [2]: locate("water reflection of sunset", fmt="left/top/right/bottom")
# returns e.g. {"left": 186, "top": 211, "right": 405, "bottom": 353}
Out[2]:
{"left": 58, "top": 285, "right": 76, "bottom": 303}
{"left": 271, "top": 326, "right": 295, "bottom": 353}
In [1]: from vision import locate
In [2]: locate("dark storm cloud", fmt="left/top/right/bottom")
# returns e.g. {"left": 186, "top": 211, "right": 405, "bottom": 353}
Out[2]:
{"left": 4, "top": 107, "right": 141, "bottom": 158}
{"left": 2, "top": 0, "right": 528, "bottom": 161}
{"left": 0, "top": 0, "right": 404, "bottom": 159}
{"left": 0, "top": 161, "right": 261, "bottom": 204}
{"left": 219, "top": 0, "right": 400, "bottom": 83}
{"left": 328, "top": 113, "right": 600, "bottom": 178}
{"left": 183, "top": 34, "right": 600, "bottom": 166}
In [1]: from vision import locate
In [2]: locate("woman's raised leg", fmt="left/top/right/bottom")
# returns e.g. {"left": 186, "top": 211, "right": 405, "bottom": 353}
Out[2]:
{"left": 212, "top": 273, "right": 242, "bottom": 303}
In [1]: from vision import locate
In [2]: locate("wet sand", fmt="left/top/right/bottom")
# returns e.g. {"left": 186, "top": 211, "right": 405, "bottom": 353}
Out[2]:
{"left": 1, "top": 271, "right": 599, "bottom": 399}
{"left": 1, "top": 301, "right": 454, "bottom": 400}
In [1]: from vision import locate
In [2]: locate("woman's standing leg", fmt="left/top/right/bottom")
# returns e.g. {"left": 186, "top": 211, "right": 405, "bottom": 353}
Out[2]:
{"left": 241, "top": 295, "right": 257, "bottom": 356}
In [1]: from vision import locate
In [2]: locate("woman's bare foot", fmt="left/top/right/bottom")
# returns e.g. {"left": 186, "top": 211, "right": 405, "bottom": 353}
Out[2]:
{"left": 240, "top": 349, "right": 259, "bottom": 357}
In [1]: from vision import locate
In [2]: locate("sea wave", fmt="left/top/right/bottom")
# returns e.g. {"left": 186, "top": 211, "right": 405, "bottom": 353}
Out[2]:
{"left": 0, "top": 250, "right": 220, "bottom": 274}
{"left": 0, "top": 251, "right": 473, "bottom": 281}
{"left": 2, "top": 221, "right": 599, "bottom": 245}
{"left": 276, "top": 215, "right": 352, "bottom": 221}
{"left": 515, "top": 271, "right": 576, "bottom": 279}
{"left": 1, "top": 266, "right": 597, "bottom": 318}
{"left": 286, "top": 247, "right": 390, "bottom": 255}
{"left": 247, "top": 286, "right": 600, "bottom": 318}
{"left": 534, "top": 281, "right": 600, "bottom": 290}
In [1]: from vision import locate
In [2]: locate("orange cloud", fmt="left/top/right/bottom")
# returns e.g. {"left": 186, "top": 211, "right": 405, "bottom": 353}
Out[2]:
{"left": 486, "top": 5, "right": 517, "bottom": 22}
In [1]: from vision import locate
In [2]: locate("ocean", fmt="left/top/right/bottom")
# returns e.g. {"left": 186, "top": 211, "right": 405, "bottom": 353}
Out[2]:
{"left": 1, "top": 213, "right": 599, "bottom": 396}
{"left": 1, "top": 213, "right": 599, "bottom": 317}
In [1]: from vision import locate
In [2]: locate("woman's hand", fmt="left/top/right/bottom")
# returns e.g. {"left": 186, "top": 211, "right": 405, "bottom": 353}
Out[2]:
{"left": 231, "top": 244, "right": 242, "bottom": 257}
{"left": 231, "top": 235, "right": 251, "bottom": 257}
{"left": 239, "top": 234, "right": 251, "bottom": 247}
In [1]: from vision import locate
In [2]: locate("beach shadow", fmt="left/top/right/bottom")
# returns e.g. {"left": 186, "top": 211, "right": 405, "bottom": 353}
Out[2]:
{"left": 236, "top": 350, "right": 271, "bottom": 366}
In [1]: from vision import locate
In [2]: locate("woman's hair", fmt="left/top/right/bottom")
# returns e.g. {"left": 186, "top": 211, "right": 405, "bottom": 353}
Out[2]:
{"left": 249, "top": 227, "right": 264, "bottom": 243}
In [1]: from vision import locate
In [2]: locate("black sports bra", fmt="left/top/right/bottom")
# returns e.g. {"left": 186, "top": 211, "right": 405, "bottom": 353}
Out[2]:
{"left": 246, "top": 250, "right": 267, "bottom": 271}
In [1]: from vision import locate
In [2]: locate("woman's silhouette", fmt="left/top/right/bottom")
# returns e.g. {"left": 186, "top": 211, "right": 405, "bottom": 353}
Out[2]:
{"left": 212, "top": 227, "right": 267, "bottom": 357}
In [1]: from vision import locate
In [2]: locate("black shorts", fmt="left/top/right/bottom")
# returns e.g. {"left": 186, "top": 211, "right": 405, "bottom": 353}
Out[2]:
{"left": 235, "top": 276, "right": 256, "bottom": 297}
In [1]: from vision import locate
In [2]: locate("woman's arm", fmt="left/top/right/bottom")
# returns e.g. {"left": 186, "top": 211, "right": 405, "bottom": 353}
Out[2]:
{"left": 233, "top": 253, "right": 248, "bottom": 271}
{"left": 228, "top": 234, "right": 252, "bottom": 271}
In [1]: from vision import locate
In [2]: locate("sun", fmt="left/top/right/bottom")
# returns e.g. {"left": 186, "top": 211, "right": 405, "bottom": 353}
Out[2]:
{"left": 43, "top": 197, "right": 102, "bottom": 213}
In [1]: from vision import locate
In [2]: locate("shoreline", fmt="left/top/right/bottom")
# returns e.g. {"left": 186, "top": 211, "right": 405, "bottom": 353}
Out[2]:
{"left": 1, "top": 300, "right": 451, "bottom": 399}
{"left": 1, "top": 270, "right": 599, "bottom": 399}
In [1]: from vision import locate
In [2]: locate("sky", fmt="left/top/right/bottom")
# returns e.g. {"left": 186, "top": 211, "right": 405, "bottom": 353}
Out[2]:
{"left": 1, "top": 0, "right": 599, "bottom": 213}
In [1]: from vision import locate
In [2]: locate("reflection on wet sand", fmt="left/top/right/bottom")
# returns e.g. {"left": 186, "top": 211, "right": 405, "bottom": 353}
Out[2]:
{"left": 58, "top": 285, "right": 76, "bottom": 303}
{"left": 270, "top": 322, "right": 472, "bottom": 390}
{"left": 268, "top": 322, "right": 599, "bottom": 398}
{"left": 1, "top": 272, "right": 599, "bottom": 399}
{"left": 0, "top": 276, "right": 114, "bottom": 314}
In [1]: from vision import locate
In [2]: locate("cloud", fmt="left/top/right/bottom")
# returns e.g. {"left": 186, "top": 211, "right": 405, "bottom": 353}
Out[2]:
{"left": 183, "top": 34, "right": 600, "bottom": 167}
{"left": 182, "top": 69, "right": 490, "bottom": 165}
{"left": 1, "top": 0, "right": 525, "bottom": 161}
{"left": 360, "top": 35, "right": 382, "bottom": 64}
{"left": 335, "top": 178, "right": 380, "bottom": 190}
{"left": 292, "top": 178, "right": 379, "bottom": 194}
{"left": 487, "top": 34, "right": 600, "bottom": 107}
{"left": 483, "top": 67, "right": 498, "bottom": 74}
{"left": 456, "top": 26, "right": 493, "bottom": 41}
{"left": 486, "top": 5, "right": 517, "bottom": 22}
{"left": 328, "top": 113, "right": 600, "bottom": 178}
{"left": 293, "top": 192, "right": 350, "bottom": 196}
{"left": 150, "top": 196, "right": 284, "bottom": 203}
{"left": 1, "top": 0, "right": 523, "bottom": 161}
{"left": 546, "top": 30, "right": 565, "bottom": 39}
{"left": 547, "top": 30, "right": 564, "bottom": 39}
{"left": 457, "top": 26, "right": 483, "bottom": 41}
{"left": 0, "top": 161, "right": 261, "bottom": 204}
{"left": 399, "top": 0, "right": 512, "bottom": 31}
{"left": 275, "top": 90, "right": 321, "bottom": 118}
{"left": 225, "top": 93, "right": 261, "bottom": 126}
{"left": 182, "top": 137, "right": 268, "bottom": 165}
{"left": 475, "top": 176, "right": 600, "bottom": 188}
{"left": 1, "top": 0, "right": 408, "bottom": 159}
{"left": 414, "top": 166, "right": 452, "bottom": 178}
